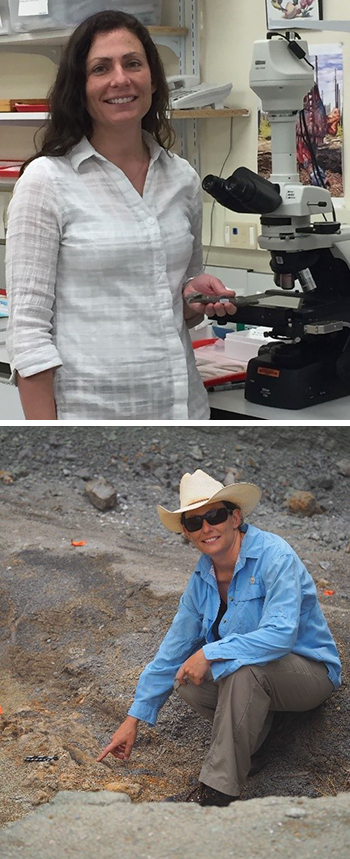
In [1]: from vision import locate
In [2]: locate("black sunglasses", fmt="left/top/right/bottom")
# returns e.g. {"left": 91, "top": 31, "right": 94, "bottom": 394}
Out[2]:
{"left": 183, "top": 506, "right": 230, "bottom": 533}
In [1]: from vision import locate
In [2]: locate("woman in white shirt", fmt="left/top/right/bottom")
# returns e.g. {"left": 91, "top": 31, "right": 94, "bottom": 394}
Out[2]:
{"left": 6, "top": 9, "right": 237, "bottom": 420}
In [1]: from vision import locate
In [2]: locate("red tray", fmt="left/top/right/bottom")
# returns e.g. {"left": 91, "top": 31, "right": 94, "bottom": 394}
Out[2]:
{"left": 0, "top": 160, "right": 23, "bottom": 179}
{"left": 14, "top": 104, "right": 48, "bottom": 112}
{"left": 192, "top": 338, "right": 246, "bottom": 389}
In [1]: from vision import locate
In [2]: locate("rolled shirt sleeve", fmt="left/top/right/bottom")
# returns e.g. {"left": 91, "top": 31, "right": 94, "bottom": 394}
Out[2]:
{"left": 6, "top": 159, "right": 63, "bottom": 382}
{"left": 128, "top": 589, "right": 203, "bottom": 725}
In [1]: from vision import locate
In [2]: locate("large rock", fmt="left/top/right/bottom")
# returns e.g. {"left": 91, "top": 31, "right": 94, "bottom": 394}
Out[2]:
{"left": 285, "top": 491, "right": 324, "bottom": 517}
{"left": 0, "top": 790, "right": 349, "bottom": 858}
{"left": 85, "top": 478, "right": 116, "bottom": 511}
{"left": 336, "top": 459, "right": 350, "bottom": 477}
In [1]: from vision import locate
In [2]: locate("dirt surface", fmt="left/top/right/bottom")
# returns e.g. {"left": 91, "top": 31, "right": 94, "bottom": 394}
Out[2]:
{"left": 0, "top": 426, "right": 349, "bottom": 826}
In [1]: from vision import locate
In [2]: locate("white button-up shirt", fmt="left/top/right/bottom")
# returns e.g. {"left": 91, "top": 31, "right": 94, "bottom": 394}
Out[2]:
{"left": 5, "top": 133, "right": 210, "bottom": 419}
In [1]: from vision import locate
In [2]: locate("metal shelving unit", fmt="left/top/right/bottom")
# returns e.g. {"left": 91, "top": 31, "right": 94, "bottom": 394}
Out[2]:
{"left": 173, "top": 0, "right": 249, "bottom": 172}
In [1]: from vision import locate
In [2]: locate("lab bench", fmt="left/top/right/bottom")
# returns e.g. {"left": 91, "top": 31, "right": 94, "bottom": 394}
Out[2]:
{"left": 1, "top": 314, "right": 349, "bottom": 422}
{"left": 208, "top": 388, "right": 350, "bottom": 421}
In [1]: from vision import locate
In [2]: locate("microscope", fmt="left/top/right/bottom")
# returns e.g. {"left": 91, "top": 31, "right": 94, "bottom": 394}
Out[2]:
{"left": 202, "top": 32, "right": 350, "bottom": 410}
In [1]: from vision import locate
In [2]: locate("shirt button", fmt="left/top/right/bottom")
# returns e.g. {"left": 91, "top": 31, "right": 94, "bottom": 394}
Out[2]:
{"left": 147, "top": 217, "right": 155, "bottom": 224}
{"left": 222, "top": 619, "right": 227, "bottom": 624}
{"left": 229, "top": 597, "right": 233, "bottom": 602}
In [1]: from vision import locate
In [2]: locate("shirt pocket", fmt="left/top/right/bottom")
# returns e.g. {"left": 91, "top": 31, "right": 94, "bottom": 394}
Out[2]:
{"left": 233, "top": 580, "right": 266, "bottom": 634}
{"left": 201, "top": 599, "right": 220, "bottom": 640}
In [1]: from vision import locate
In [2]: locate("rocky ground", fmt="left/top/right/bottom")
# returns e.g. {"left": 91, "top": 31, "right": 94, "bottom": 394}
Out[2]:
{"left": 0, "top": 426, "right": 349, "bottom": 827}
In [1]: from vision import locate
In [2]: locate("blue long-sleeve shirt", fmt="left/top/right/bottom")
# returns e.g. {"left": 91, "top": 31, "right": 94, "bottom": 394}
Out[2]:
{"left": 128, "top": 524, "right": 341, "bottom": 725}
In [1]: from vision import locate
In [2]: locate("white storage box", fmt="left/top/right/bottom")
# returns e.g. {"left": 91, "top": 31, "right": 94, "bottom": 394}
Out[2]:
{"left": 0, "top": 0, "right": 11, "bottom": 34}
{"left": 10, "top": 1, "right": 162, "bottom": 33}
{"left": 9, "top": 0, "right": 67, "bottom": 32}
{"left": 65, "top": 1, "right": 162, "bottom": 28}
{"left": 224, "top": 328, "right": 278, "bottom": 363}
{"left": 117, "top": 2, "right": 162, "bottom": 26}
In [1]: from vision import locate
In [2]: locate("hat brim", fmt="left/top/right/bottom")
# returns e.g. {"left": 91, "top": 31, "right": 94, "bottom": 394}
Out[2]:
{"left": 157, "top": 482, "right": 262, "bottom": 533}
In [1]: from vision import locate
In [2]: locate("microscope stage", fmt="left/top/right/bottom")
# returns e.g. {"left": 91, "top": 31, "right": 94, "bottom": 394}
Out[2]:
{"left": 216, "top": 290, "right": 350, "bottom": 338}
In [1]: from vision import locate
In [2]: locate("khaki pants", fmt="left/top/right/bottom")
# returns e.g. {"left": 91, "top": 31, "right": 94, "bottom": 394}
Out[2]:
{"left": 175, "top": 654, "right": 333, "bottom": 796}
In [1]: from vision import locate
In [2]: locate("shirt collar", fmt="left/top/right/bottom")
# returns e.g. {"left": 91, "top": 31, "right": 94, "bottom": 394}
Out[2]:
{"left": 69, "top": 131, "right": 165, "bottom": 172}
{"left": 238, "top": 523, "right": 264, "bottom": 560}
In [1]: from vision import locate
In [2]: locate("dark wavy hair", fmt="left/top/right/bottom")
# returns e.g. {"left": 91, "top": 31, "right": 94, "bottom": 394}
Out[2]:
{"left": 20, "top": 9, "right": 175, "bottom": 174}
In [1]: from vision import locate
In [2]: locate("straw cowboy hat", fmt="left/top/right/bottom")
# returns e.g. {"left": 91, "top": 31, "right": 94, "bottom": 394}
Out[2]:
{"left": 157, "top": 469, "right": 262, "bottom": 533}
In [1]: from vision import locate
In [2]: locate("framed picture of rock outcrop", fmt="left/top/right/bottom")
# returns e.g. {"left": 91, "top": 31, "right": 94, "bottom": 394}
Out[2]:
{"left": 257, "top": 42, "right": 344, "bottom": 197}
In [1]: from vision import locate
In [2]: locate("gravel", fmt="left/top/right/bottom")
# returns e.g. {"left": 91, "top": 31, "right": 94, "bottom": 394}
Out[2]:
{"left": 1, "top": 425, "right": 350, "bottom": 551}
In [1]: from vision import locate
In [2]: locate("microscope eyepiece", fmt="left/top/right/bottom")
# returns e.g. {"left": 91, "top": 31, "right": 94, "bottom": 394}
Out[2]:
{"left": 201, "top": 175, "right": 216, "bottom": 193}
{"left": 202, "top": 167, "right": 282, "bottom": 215}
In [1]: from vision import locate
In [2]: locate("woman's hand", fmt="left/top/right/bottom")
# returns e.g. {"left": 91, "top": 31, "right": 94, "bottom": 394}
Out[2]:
{"left": 97, "top": 716, "right": 139, "bottom": 763}
{"left": 176, "top": 649, "right": 212, "bottom": 687}
{"left": 183, "top": 274, "right": 237, "bottom": 318}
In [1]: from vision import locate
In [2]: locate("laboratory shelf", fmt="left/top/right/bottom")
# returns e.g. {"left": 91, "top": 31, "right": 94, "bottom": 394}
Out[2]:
{"left": 0, "top": 25, "right": 188, "bottom": 58}
{"left": 0, "top": 112, "right": 47, "bottom": 125}
{"left": 0, "top": 108, "right": 250, "bottom": 126}
{"left": 171, "top": 108, "right": 249, "bottom": 119}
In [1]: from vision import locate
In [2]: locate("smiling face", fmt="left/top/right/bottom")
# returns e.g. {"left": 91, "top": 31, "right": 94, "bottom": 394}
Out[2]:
{"left": 182, "top": 501, "right": 242, "bottom": 562}
{"left": 85, "top": 28, "right": 155, "bottom": 133}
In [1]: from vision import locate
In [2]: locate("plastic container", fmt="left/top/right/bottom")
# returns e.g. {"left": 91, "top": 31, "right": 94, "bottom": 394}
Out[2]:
{"left": 0, "top": 0, "right": 11, "bottom": 34}
{"left": 224, "top": 328, "right": 278, "bottom": 363}
{"left": 0, "top": 297, "right": 8, "bottom": 317}
{"left": 114, "top": 2, "right": 162, "bottom": 26}
{"left": 9, "top": 0, "right": 66, "bottom": 32}
{"left": 9, "top": 1, "right": 162, "bottom": 34}
{"left": 65, "top": 1, "right": 108, "bottom": 27}
{"left": 65, "top": 1, "right": 162, "bottom": 28}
